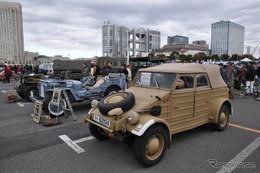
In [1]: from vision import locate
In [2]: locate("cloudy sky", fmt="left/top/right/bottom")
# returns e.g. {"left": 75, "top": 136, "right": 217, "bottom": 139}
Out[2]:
{"left": 4, "top": 0, "right": 260, "bottom": 58}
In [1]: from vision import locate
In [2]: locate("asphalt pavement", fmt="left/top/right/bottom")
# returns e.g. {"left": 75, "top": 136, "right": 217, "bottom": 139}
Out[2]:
{"left": 0, "top": 80, "right": 259, "bottom": 173}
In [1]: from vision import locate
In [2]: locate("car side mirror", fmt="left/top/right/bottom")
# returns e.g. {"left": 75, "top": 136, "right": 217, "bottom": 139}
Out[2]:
{"left": 151, "top": 106, "right": 161, "bottom": 116}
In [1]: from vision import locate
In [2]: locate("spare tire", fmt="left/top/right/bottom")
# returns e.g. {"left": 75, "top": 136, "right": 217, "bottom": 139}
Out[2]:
{"left": 98, "top": 92, "right": 135, "bottom": 115}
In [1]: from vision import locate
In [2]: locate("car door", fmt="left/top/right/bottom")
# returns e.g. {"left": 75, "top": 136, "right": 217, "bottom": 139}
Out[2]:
{"left": 170, "top": 74, "right": 195, "bottom": 133}
{"left": 194, "top": 73, "right": 211, "bottom": 121}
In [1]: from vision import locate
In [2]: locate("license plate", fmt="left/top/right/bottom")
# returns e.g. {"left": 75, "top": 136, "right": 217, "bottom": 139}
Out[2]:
{"left": 93, "top": 115, "right": 110, "bottom": 127}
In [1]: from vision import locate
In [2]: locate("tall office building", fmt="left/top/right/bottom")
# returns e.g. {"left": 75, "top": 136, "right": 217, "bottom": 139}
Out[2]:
{"left": 211, "top": 20, "right": 244, "bottom": 56}
{"left": 167, "top": 35, "right": 189, "bottom": 45}
{"left": 102, "top": 22, "right": 128, "bottom": 58}
{"left": 0, "top": 2, "right": 24, "bottom": 64}
{"left": 102, "top": 22, "right": 161, "bottom": 57}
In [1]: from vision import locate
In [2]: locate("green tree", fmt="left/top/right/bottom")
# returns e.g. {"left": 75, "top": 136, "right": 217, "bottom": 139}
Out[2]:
{"left": 221, "top": 54, "right": 229, "bottom": 61}
{"left": 230, "top": 54, "right": 239, "bottom": 61}
{"left": 148, "top": 53, "right": 155, "bottom": 58}
{"left": 169, "top": 51, "right": 179, "bottom": 60}
{"left": 211, "top": 54, "right": 220, "bottom": 61}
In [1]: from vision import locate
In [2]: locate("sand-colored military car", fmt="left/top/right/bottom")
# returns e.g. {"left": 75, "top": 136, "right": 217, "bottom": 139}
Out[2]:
{"left": 83, "top": 63, "right": 232, "bottom": 167}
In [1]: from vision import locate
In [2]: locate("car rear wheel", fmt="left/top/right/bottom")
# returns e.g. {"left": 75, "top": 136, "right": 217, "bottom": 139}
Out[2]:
{"left": 89, "top": 123, "right": 109, "bottom": 140}
{"left": 133, "top": 125, "right": 167, "bottom": 167}
{"left": 212, "top": 105, "right": 230, "bottom": 131}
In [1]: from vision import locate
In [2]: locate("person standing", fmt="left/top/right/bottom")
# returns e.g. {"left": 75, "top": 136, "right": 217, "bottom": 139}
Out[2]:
{"left": 82, "top": 63, "right": 90, "bottom": 76}
{"left": 119, "top": 64, "right": 128, "bottom": 81}
{"left": 218, "top": 63, "right": 227, "bottom": 82}
{"left": 102, "top": 62, "right": 112, "bottom": 75}
{"left": 3, "top": 64, "right": 12, "bottom": 83}
{"left": 119, "top": 64, "right": 128, "bottom": 89}
{"left": 245, "top": 62, "right": 256, "bottom": 95}
{"left": 93, "top": 61, "right": 101, "bottom": 76}
{"left": 127, "top": 64, "right": 132, "bottom": 82}
{"left": 256, "top": 65, "right": 260, "bottom": 85}
{"left": 226, "top": 62, "right": 235, "bottom": 100}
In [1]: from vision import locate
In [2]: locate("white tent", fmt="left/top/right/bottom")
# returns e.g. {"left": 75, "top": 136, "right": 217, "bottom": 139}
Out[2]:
{"left": 240, "top": 57, "right": 252, "bottom": 62}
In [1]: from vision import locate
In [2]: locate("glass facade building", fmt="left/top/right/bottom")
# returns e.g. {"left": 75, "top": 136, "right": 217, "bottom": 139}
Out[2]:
{"left": 211, "top": 20, "right": 244, "bottom": 56}
{"left": 167, "top": 35, "right": 189, "bottom": 45}
{"left": 0, "top": 2, "right": 24, "bottom": 64}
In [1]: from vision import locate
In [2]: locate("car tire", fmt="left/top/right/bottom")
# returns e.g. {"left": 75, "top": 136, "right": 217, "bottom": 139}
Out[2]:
{"left": 89, "top": 123, "right": 109, "bottom": 140}
{"left": 212, "top": 104, "right": 230, "bottom": 131}
{"left": 24, "top": 85, "right": 38, "bottom": 101}
{"left": 98, "top": 92, "right": 135, "bottom": 115}
{"left": 43, "top": 93, "right": 52, "bottom": 115}
{"left": 16, "top": 84, "right": 25, "bottom": 98}
{"left": 133, "top": 125, "right": 167, "bottom": 167}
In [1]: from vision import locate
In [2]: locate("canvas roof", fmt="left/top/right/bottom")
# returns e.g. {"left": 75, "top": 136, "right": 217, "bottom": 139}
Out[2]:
{"left": 139, "top": 63, "right": 227, "bottom": 89}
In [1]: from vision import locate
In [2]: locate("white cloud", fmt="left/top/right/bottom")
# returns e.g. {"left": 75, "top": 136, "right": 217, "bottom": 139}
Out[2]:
{"left": 4, "top": 0, "right": 260, "bottom": 58}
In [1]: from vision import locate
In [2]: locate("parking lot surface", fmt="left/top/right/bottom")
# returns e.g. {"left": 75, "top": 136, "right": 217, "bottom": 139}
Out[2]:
{"left": 0, "top": 81, "right": 259, "bottom": 173}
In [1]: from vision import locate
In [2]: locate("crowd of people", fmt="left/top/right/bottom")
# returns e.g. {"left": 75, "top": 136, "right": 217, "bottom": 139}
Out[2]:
{"left": 1, "top": 64, "right": 40, "bottom": 83}
{"left": 219, "top": 61, "right": 260, "bottom": 99}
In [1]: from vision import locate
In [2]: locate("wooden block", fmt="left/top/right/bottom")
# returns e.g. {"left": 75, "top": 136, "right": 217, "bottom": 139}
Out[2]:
{"left": 5, "top": 93, "right": 18, "bottom": 103}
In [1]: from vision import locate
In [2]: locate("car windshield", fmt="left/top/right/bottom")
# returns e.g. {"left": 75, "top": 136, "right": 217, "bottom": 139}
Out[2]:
{"left": 134, "top": 72, "right": 176, "bottom": 89}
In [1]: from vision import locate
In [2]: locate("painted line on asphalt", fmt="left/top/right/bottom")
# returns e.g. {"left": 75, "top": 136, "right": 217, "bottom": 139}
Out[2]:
{"left": 217, "top": 135, "right": 260, "bottom": 173}
{"left": 17, "top": 102, "right": 25, "bottom": 107}
{"left": 229, "top": 123, "right": 260, "bottom": 134}
{"left": 59, "top": 135, "right": 85, "bottom": 154}
{"left": 2, "top": 90, "right": 6, "bottom": 93}
{"left": 74, "top": 136, "right": 95, "bottom": 144}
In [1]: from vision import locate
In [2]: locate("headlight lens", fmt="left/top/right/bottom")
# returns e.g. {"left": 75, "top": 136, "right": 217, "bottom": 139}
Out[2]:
{"left": 127, "top": 111, "right": 139, "bottom": 125}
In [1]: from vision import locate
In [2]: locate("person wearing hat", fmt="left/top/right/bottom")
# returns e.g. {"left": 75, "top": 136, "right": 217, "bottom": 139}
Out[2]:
{"left": 245, "top": 61, "right": 256, "bottom": 96}
{"left": 226, "top": 62, "right": 235, "bottom": 99}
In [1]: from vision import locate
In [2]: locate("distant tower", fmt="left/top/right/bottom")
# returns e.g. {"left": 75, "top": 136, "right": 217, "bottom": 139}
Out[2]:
{"left": 0, "top": 2, "right": 24, "bottom": 64}
{"left": 211, "top": 20, "right": 244, "bottom": 56}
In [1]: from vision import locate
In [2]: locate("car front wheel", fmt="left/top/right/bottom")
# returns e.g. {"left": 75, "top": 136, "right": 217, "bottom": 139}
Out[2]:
{"left": 89, "top": 123, "right": 109, "bottom": 140}
{"left": 133, "top": 125, "right": 167, "bottom": 167}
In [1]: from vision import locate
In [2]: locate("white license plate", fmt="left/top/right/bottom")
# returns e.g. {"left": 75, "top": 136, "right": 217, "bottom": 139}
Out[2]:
{"left": 93, "top": 115, "right": 110, "bottom": 127}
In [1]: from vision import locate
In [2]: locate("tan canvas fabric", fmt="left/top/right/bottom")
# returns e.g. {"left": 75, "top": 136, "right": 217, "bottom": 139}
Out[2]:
{"left": 139, "top": 63, "right": 227, "bottom": 89}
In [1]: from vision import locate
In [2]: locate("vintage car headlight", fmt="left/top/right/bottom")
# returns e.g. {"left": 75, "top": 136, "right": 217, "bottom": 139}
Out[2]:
{"left": 127, "top": 111, "right": 139, "bottom": 125}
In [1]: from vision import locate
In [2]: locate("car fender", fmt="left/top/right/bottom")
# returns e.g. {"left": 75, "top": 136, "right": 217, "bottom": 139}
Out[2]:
{"left": 209, "top": 97, "right": 232, "bottom": 123}
{"left": 127, "top": 115, "right": 172, "bottom": 141}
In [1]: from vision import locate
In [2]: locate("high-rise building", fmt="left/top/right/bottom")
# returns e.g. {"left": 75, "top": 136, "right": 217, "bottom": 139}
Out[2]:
{"left": 167, "top": 35, "right": 189, "bottom": 45}
{"left": 211, "top": 20, "right": 244, "bottom": 56}
{"left": 0, "top": 2, "right": 24, "bottom": 64}
{"left": 102, "top": 22, "right": 128, "bottom": 58}
{"left": 102, "top": 22, "right": 161, "bottom": 57}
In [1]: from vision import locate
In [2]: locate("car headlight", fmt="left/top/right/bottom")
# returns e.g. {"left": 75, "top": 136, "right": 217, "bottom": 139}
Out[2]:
{"left": 127, "top": 111, "right": 139, "bottom": 125}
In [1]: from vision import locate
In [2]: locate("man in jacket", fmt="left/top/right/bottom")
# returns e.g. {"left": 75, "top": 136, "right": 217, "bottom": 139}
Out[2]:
{"left": 245, "top": 62, "right": 256, "bottom": 95}
{"left": 226, "top": 62, "right": 235, "bottom": 99}
{"left": 3, "top": 64, "right": 12, "bottom": 83}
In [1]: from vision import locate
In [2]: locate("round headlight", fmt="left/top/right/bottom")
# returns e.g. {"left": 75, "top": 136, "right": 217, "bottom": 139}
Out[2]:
{"left": 127, "top": 111, "right": 139, "bottom": 125}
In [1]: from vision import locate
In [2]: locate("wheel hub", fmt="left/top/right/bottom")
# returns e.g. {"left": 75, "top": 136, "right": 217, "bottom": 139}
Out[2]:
{"left": 146, "top": 136, "right": 160, "bottom": 156}
{"left": 220, "top": 112, "right": 227, "bottom": 125}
